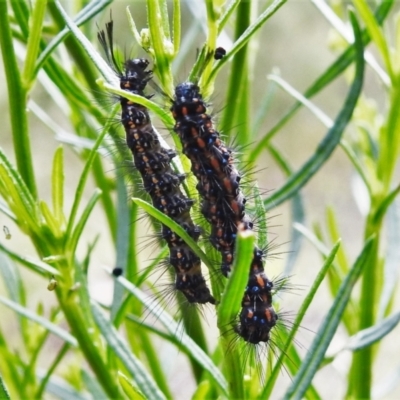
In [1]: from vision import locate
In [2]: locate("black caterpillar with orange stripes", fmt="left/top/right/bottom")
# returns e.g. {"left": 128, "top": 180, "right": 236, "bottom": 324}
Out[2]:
{"left": 98, "top": 22, "right": 215, "bottom": 305}
{"left": 171, "top": 82, "right": 277, "bottom": 342}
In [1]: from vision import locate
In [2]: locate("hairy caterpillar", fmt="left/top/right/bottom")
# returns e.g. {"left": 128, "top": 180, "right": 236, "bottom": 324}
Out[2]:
{"left": 98, "top": 22, "right": 215, "bottom": 305}
{"left": 170, "top": 82, "right": 278, "bottom": 342}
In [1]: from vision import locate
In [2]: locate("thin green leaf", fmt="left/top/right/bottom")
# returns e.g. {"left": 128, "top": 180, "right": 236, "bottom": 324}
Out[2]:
{"left": 0, "top": 374, "right": 10, "bottom": 400}
{"left": 132, "top": 197, "right": 213, "bottom": 270}
{"left": 172, "top": 0, "right": 181, "bottom": 55}
{"left": 126, "top": 313, "right": 197, "bottom": 355}
{"left": 91, "top": 301, "right": 166, "bottom": 400}
{"left": 346, "top": 312, "right": 400, "bottom": 352}
{"left": 65, "top": 109, "right": 113, "bottom": 250}
{"left": 118, "top": 372, "right": 146, "bottom": 400}
{"left": 35, "top": 0, "right": 112, "bottom": 73}
{"left": 294, "top": 223, "right": 331, "bottom": 256}
{"left": 378, "top": 80, "right": 400, "bottom": 190}
{"left": 146, "top": 0, "right": 174, "bottom": 96}
{"left": 131, "top": 317, "right": 173, "bottom": 398}
{"left": 39, "top": 201, "right": 59, "bottom": 238}
{"left": 0, "top": 201, "right": 16, "bottom": 222}
{"left": 311, "top": 0, "right": 388, "bottom": 85}
{"left": 53, "top": 0, "right": 117, "bottom": 84}
{"left": 9, "top": 0, "right": 29, "bottom": 37}
{"left": 373, "top": 184, "right": 400, "bottom": 225}
{"left": 196, "top": 0, "right": 220, "bottom": 95}
{"left": 22, "top": 0, "right": 47, "bottom": 86}
{"left": 353, "top": 0, "right": 394, "bottom": 82}
{"left": 264, "top": 11, "right": 364, "bottom": 211}
{"left": 43, "top": 378, "right": 89, "bottom": 400}
{"left": 126, "top": 311, "right": 205, "bottom": 387}
{"left": 0, "top": 296, "right": 77, "bottom": 346}
{"left": 340, "top": 139, "right": 372, "bottom": 195}
{"left": 113, "top": 274, "right": 229, "bottom": 396}
{"left": 261, "top": 241, "right": 341, "bottom": 399}
{"left": 126, "top": 6, "right": 144, "bottom": 47}
{"left": 217, "top": 229, "right": 255, "bottom": 329}
{"left": 0, "top": 251, "right": 30, "bottom": 348}
{"left": 0, "top": 1, "right": 37, "bottom": 197}
{"left": 0, "top": 252, "right": 24, "bottom": 306}
{"left": 0, "top": 329, "right": 22, "bottom": 398}
{"left": 0, "top": 245, "right": 59, "bottom": 276}
{"left": 283, "top": 237, "right": 374, "bottom": 400}
{"left": 97, "top": 79, "right": 175, "bottom": 130}
{"left": 268, "top": 144, "right": 305, "bottom": 275}
{"left": 216, "top": 230, "right": 255, "bottom": 400}
{"left": 192, "top": 380, "right": 211, "bottom": 400}
{"left": 68, "top": 189, "right": 102, "bottom": 256}
{"left": 253, "top": 185, "right": 267, "bottom": 249}
{"left": 36, "top": 343, "right": 71, "bottom": 399}
{"left": 268, "top": 74, "right": 333, "bottom": 128}
{"left": 250, "top": 1, "right": 393, "bottom": 162}
{"left": 378, "top": 199, "right": 400, "bottom": 319}
{"left": 326, "top": 207, "right": 350, "bottom": 275}
{"left": 218, "top": 0, "right": 250, "bottom": 138}
{"left": 218, "top": 0, "right": 240, "bottom": 32}
{"left": 110, "top": 172, "right": 130, "bottom": 320}
{"left": 80, "top": 369, "right": 108, "bottom": 400}
{"left": 51, "top": 146, "right": 65, "bottom": 226}
{"left": 251, "top": 77, "right": 278, "bottom": 140}
{"left": 296, "top": 222, "right": 358, "bottom": 334}
{"left": 0, "top": 148, "right": 39, "bottom": 230}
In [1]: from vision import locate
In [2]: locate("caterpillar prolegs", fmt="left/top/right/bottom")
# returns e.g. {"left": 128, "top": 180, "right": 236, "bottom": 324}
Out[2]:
{"left": 98, "top": 22, "right": 215, "bottom": 305}
{"left": 171, "top": 82, "right": 278, "bottom": 343}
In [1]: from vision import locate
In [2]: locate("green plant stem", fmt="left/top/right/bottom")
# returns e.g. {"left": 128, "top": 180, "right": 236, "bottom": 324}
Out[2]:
{"left": 378, "top": 83, "right": 400, "bottom": 190}
{"left": 10, "top": 0, "right": 29, "bottom": 38}
{"left": 0, "top": 1, "right": 37, "bottom": 198}
{"left": 348, "top": 15, "right": 400, "bottom": 397}
{"left": 31, "top": 234, "right": 120, "bottom": 398}
{"left": 55, "top": 280, "right": 120, "bottom": 398}
{"left": 351, "top": 241, "right": 378, "bottom": 397}
{"left": 22, "top": 0, "right": 47, "bottom": 89}
{"left": 221, "top": 335, "right": 244, "bottom": 399}
{"left": 220, "top": 0, "right": 251, "bottom": 143}
{"left": 217, "top": 230, "right": 255, "bottom": 398}
{"left": 348, "top": 210, "right": 382, "bottom": 398}
{"left": 23, "top": 328, "right": 50, "bottom": 391}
